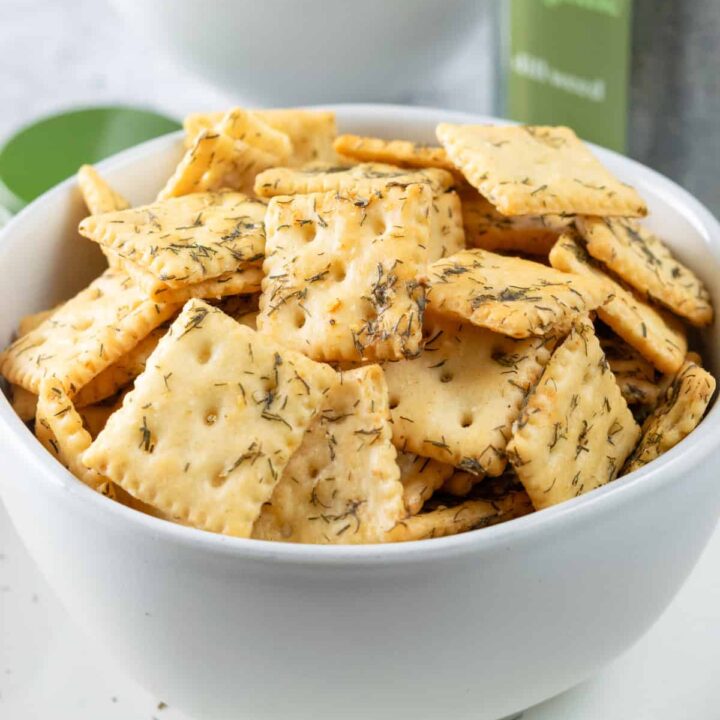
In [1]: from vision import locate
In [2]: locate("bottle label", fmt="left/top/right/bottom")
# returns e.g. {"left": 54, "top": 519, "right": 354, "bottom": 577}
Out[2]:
{"left": 507, "top": 0, "right": 632, "bottom": 152}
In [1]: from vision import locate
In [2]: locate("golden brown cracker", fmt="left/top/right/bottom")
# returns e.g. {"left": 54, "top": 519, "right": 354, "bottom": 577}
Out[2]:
{"left": 79, "top": 191, "right": 266, "bottom": 289}
{"left": 0, "top": 270, "right": 178, "bottom": 396}
{"left": 599, "top": 333, "right": 661, "bottom": 407}
{"left": 73, "top": 326, "right": 168, "bottom": 407}
{"left": 441, "top": 471, "right": 480, "bottom": 497}
{"left": 461, "top": 190, "right": 572, "bottom": 255}
{"left": 549, "top": 231, "right": 687, "bottom": 373}
{"left": 578, "top": 217, "right": 713, "bottom": 327}
{"left": 386, "top": 488, "right": 532, "bottom": 542}
{"left": 120, "top": 261, "right": 264, "bottom": 304}
{"left": 253, "top": 161, "right": 454, "bottom": 198}
{"left": 253, "top": 365, "right": 405, "bottom": 544}
{"left": 333, "top": 134, "right": 456, "bottom": 172}
{"left": 77, "top": 164, "right": 130, "bottom": 216}
{"left": 35, "top": 378, "right": 107, "bottom": 491}
{"left": 217, "top": 107, "right": 292, "bottom": 160}
{"left": 430, "top": 190, "right": 465, "bottom": 260}
{"left": 258, "top": 184, "right": 432, "bottom": 362}
{"left": 185, "top": 108, "right": 337, "bottom": 166}
{"left": 623, "top": 359, "right": 716, "bottom": 473}
{"left": 397, "top": 452, "right": 455, "bottom": 515}
{"left": 10, "top": 384, "right": 37, "bottom": 422}
{"left": 257, "top": 109, "right": 337, "bottom": 166}
{"left": 383, "top": 313, "right": 555, "bottom": 476}
{"left": 436, "top": 123, "right": 647, "bottom": 217}
{"left": 507, "top": 320, "right": 640, "bottom": 509}
{"left": 82, "top": 300, "right": 338, "bottom": 538}
{"left": 424, "top": 248, "right": 606, "bottom": 338}
{"left": 159, "top": 129, "right": 280, "bottom": 199}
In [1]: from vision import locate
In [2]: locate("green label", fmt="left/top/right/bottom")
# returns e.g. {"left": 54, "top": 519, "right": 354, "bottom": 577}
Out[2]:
{"left": 507, "top": 0, "right": 632, "bottom": 152}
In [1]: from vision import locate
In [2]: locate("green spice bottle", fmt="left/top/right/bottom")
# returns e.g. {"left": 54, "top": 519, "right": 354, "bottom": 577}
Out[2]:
{"left": 503, "top": 0, "right": 720, "bottom": 212}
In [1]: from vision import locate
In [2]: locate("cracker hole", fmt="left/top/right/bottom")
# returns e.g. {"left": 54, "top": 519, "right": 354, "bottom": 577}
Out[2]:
{"left": 297, "top": 220, "right": 316, "bottom": 243}
{"left": 332, "top": 262, "right": 347, "bottom": 282}
{"left": 197, "top": 344, "right": 213, "bottom": 364}
{"left": 460, "top": 411, "right": 473, "bottom": 428}
{"left": 294, "top": 311, "right": 306, "bottom": 329}
{"left": 371, "top": 216, "right": 387, "bottom": 236}
{"left": 362, "top": 304, "right": 378, "bottom": 322}
{"left": 389, "top": 395, "right": 400, "bottom": 410}
{"left": 309, "top": 465, "right": 320, "bottom": 479}
{"left": 440, "top": 371, "right": 454, "bottom": 383}
{"left": 210, "top": 474, "right": 227, "bottom": 488}
{"left": 205, "top": 410, "right": 218, "bottom": 426}
{"left": 73, "top": 317, "right": 94, "bottom": 331}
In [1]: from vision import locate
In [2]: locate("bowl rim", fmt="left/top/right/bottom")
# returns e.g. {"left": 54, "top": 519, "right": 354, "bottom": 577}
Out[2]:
{"left": 1, "top": 102, "right": 718, "bottom": 565}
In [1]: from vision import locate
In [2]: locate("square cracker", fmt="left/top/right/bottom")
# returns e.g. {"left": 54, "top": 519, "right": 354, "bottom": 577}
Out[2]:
{"left": 577, "top": 217, "right": 713, "bottom": 327}
{"left": 119, "top": 259, "right": 264, "bottom": 304}
{"left": 397, "top": 452, "right": 455, "bottom": 515}
{"left": 79, "top": 191, "right": 266, "bottom": 290}
{"left": 441, "top": 470, "right": 483, "bottom": 497}
{"left": 73, "top": 326, "right": 168, "bottom": 407}
{"left": 461, "top": 190, "right": 572, "bottom": 255}
{"left": 385, "top": 487, "right": 532, "bottom": 542}
{"left": 77, "top": 164, "right": 130, "bottom": 216}
{"left": 252, "top": 365, "right": 406, "bottom": 544}
{"left": 383, "top": 313, "right": 555, "bottom": 476}
{"left": 599, "top": 333, "right": 662, "bottom": 407}
{"left": 333, "top": 134, "right": 457, "bottom": 173}
{"left": 436, "top": 123, "right": 647, "bottom": 217}
{"left": 258, "top": 184, "right": 433, "bottom": 362}
{"left": 10, "top": 384, "right": 38, "bottom": 422}
{"left": 549, "top": 231, "right": 687, "bottom": 373}
{"left": 8, "top": 306, "right": 62, "bottom": 421}
{"left": 158, "top": 128, "right": 281, "bottom": 200}
{"left": 424, "top": 248, "right": 606, "bottom": 338}
{"left": 215, "top": 107, "right": 292, "bottom": 160}
{"left": 35, "top": 378, "right": 107, "bottom": 491}
{"left": 184, "top": 109, "right": 338, "bottom": 166}
{"left": 623, "top": 359, "right": 716, "bottom": 474}
{"left": 507, "top": 320, "right": 641, "bottom": 510}
{"left": 253, "top": 161, "right": 462, "bottom": 259}
{"left": 82, "top": 300, "right": 338, "bottom": 538}
{"left": 0, "top": 270, "right": 178, "bottom": 395}
{"left": 430, "top": 190, "right": 465, "bottom": 260}
{"left": 253, "top": 161, "right": 454, "bottom": 198}
{"left": 77, "top": 164, "right": 131, "bottom": 270}
{"left": 257, "top": 109, "right": 337, "bottom": 166}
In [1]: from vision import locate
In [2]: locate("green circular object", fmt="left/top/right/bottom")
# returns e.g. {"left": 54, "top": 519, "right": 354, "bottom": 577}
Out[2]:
{"left": 0, "top": 106, "right": 181, "bottom": 214}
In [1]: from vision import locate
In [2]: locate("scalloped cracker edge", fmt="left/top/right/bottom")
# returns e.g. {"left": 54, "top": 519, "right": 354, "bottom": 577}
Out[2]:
{"left": 82, "top": 300, "right": 338, "bottom": 538}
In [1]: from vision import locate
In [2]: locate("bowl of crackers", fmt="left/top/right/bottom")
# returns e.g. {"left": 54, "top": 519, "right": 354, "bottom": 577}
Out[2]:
{"left": 0, "top": 104, "right": 717, "bottom": 720}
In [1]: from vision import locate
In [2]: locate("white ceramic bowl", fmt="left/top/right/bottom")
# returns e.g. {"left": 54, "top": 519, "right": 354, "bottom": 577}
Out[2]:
{"left": 106, "top": 0, "right": 492, "bottom": 104}
{"left": 0, "top": 106, "right": 719, "bottom": 720}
